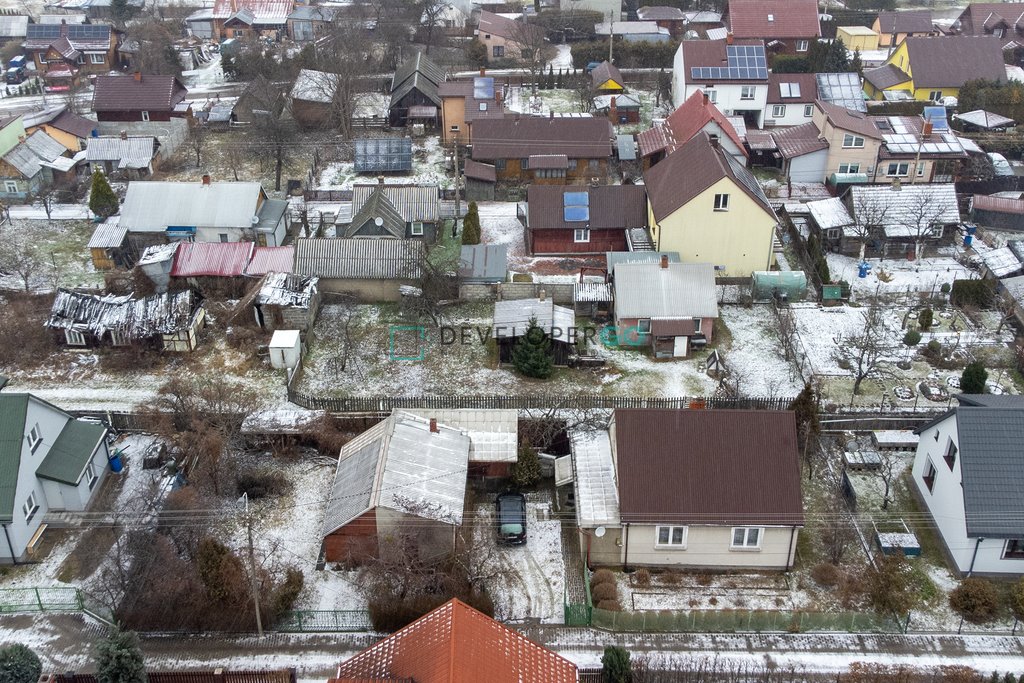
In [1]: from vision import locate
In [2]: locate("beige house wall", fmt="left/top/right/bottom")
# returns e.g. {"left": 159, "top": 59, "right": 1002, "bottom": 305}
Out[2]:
{"left": 623, "top": 524, "right": 799, "bottom": 570}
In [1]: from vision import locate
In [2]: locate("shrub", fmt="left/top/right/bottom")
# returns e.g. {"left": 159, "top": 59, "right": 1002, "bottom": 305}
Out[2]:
{"left": 708, "top": 596, "right": 719, "bottom": 606}
{"left": 0, "top": 644, "right": 42, "bottom": 683}
{"left": 961, "top": 361, "right": 988, "bottom": 394}
{"left": 811, "top": 562, "right": 842, "bottom": 587}
{"left": 510, "top": 442, "right": 542, "bottom": 488}
{"left": 866, "top": 554, "right": 918, "bottom": 615}
{"left": 596, "top": 598, "right": 623, "bottom": 611}
{"left": 949, "top": 577, "right": 1001, "bottom": 625}
{"left": 461, "top": 201, "right": 481, "bottom": 245}
{"left": 225, "top": 325, "right": 261, "bottom": 350}
{"left": 591, "top": 582, "right": 618, "bottom": 602}
{"left": 270, "top": 567, "right": 304, "bottom": 620}
{"left": 661, "top": 569, "right": 682, "bottom": 585}
{"left": 695, "top": 573, "right": 713, "bottom": 586}
{"left": 601, "top": 645, "right": 632, "bottom": 683}
{"left": 1010, "top": 578, "right": 1024, "bottom": 620}
{"left": 633, "top": 568, "right": 651, "bottom": 586}
{"left": 95, "top": 627, "right": 147, "bottom": 683}
{"left": 918, "top": 308, "right": 934, "bottom": 329}
{"left": 941, "top": 282, "right": 952, "bottom": 294}
{"left": 903, "top": 330, "right": 922, "bottom": 346}
{"left": 927, "top": 339, "right": 942, "bottom": 355}
{"left": 590, "top": 568, "right": 615, "bottom": 587}
{"left": 89, "top": 169, "right": 119, "bottom": 219}
{"left": 951, "top": 279, "right": 995, "bottom": 308}
{"left": 236, "top": 469, "right": 290, "bottom": 499}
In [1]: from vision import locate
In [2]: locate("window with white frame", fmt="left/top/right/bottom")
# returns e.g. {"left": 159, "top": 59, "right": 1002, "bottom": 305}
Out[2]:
{"left": 771, "top": 105, "right": 786, "bottom": 118}
{"left": 140, "top": 111, "right": 150, "bottom": 122}
{"left": 796, "top": 39, "right": 809, "bottom": 52}
{"left": 944, "top": 440, "right": 958, "bottom": 470}
{"left": 1003, "top": 539, "right": 1024, "bottom": 559}
{"left": 692, "top": 318, "right": 702, "bottom": 333}
{"left": 705, "top": 89, "right": 717, "bottom": 103}
{"left": 573, "top": 228, "right": 590, "bottom": 243}
{"left": 838, "top": 163, "right": 860, "bottom": 174}
{"left": 22, "top": 491, "right": 38, "bottom": 522}
{"left": 27, "top": 424, "right": 42, "bottom": 452}
{"left": 637, "top": 319, "right": 651, "bottom": 333}
{"left": 656, "top": 525, "right": 688, "bottom": 547}
{"left": 4, "top": 180, "right": 17, "bottom": 193}
{"left": 64, "top": 329, "right": 86, "bottom": 346}
{"left": 842, "top": 134, "right": 864, "bottom": 148}
{"left": 929, "top": 224, "right": 943, "bottom": 238}
{"left": 922, "top": 459, "right": 937, "bottom": 492}
{"left": 740, "top": 86, "right": 755, "bottom": 100}
{"left": 916, "top": 162, "right": 925, "bottom": 177}
{"left": 825, "top": 227, "right": 842, "bottom": 239}
{"left": 492, "top": 45, "right": 504, "bottom": 58}
{"left": 90, "top": 53, "right": 104, "bottom": 64}
{"left": 713, "top": 193, "right": 730, "bottom": 211}
{"left": 929, "top": 90, "right": 942, "bottom": 102}
{"left": 410, "top": 222, "right": 425, "bottom": 236}
{"left": 731, "top": 527, "right": 762, "bottom": 549}
{"left": 76, "top": 55, "right": 84, "bottom": 65}
{"left": 804, "top": 104, "right": 814, "bottom": 117}
{"left": 86, "top": 462, "right": 99, "bottom": 490}
{"left": 886, "top": 162, "right": 909, "bottom": 176}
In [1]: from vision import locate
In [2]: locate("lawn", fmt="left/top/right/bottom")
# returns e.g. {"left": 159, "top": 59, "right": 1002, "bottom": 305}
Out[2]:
{"left": 0, "top": 218, "right": 104, "bottom": 292}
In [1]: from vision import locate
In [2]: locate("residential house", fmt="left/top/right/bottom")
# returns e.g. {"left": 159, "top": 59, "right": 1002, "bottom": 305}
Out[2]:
{"left": 595, "top": 21, "right": 671, "bottom": 42}
{"left": 613, "top": 258, "right": 718, "bottom": 358}
{"left": 848, "top": 182, "right": 960, "bottom": 258}
{"left": 952, "top": 3, "right": 1024, "bottom": 48}
{"left": 0, "top": 393, "right": 110, "bottom": 564}
{"left": 684, "top": 10, "right": 726, "bottom": 37}
{"left": 724, "top": 0, "right": 821, "bottom": 58}
{"left": 671, "top": 39, "right": 770, "bottom": 128}
{"left": 746, "top": 122, "right": 828, "bottom": 183}
{"left": 404, "top": 409, "right": 519, "bottom": 478}
{"left": 22, "top": 106, "right": 97, "bottom": 152}
{"left": 812, "top": 101, "right": 884, "bottom": 183}
{"left": 321, "top": 411, "right": 470, "bottom": 563}
{"left": 765, "top": 72, "right": 818, "bottom": 127}
{"left": 85, "top": 135, "right": 158, "bottom": 179}
{"left": 590, "top": 61, "right": 624, "bottom": 93}
{"left": 912, "top": 395, "right": 1024, "bottom": 576}
{"left": 340, "top": 182, "right": 441, "bottom": 242}
{"left": 458, "top": 244, "right": 507, "bottom": 284}
{"left": 470, "top": 115, "right": 613, "bottom": 184}
{"left": 23, "top": 23, "right": 117, "bottom": 90}
{"left": 330, "top": 599, "right": 577, "bottom": 683}
{"left": 289, "top": 69, "right": 340, "bottom": 128}
{"left": 87, "top": 217, "right": 131, "bottom": 271}
{"left": 463, "top": 158, "right": 496, "bottom": 200}
{"left": 0, "top": 15, "right": 28, "bottom": 46}
{"left": 873, "top": 113, "right": 967, "bottom": 184}
{"left": 636, "top": 6, "right": 688, "bottom": 37}
{"left": 293, "top": 237, "right": 424, "bottom": 300}
{"left": 805, "top": 196, "right": 856, "bottom": 254}
{"left": 286, "top": 5, "right": 333, "bottom": 42}
{"left": 492, "top": 296, "right": 576, "bottom": 366}
{"left": 46, "top": 288, "right": 206, "bottom": 352}
{"left": 185, "top": 8, "right": 216, "bottom": 39}
{"left": 92, "top": 73, "right": 189, "bottom": 123}
{"left": 0, "top": 128, "right": 79, "bottom": 202}
{"left": 873, "top": 10, "right": 935, "bottom": 48}
{"left": 593, "top": 93, "right": 641, "bottom": 125}
{"left": 119, "top": 178, "right": 290, "bottom": 248}
{"left": 389, "top": 52, "right": 446, "bottom": 128}
{"left": 439, "top": 74, "right": 505, "bottom": 144}
{"left": 253, "top": 272, "right": 320, "bottom": 332}
{"left": 476, "top": 10, "right": 543, "bottom": 63}
{"left": 212, "top": 0, "right": 293, "bottom": 40}
{"left": 972, "top": 194, "right": 1024, "bottom": 232}
{"left": 569, "top": 409, "right": 803, "bottom": 569}
{"left": 522, "top": 184, "right": 647, "bottom": 255}
{"left": 836, "top": 25, "right": 879, "bottom": 53}
{"left": 426, "top": 3, "right": 467, "bottom": 33}
{"left": 643, "top": 132, "right": 778, "bottom": 277}
{"left": 863, "top": 36, "right": 1005, "bottom": 102}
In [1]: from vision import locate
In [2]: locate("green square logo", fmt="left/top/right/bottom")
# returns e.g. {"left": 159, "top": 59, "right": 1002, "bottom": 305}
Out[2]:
{"left": 389, "top": 325, "right": 428, "bottom": 361}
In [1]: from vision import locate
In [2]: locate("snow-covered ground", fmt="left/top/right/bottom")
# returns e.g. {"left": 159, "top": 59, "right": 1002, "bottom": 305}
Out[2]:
{"left": 827, "top": 251, "right": 972, "bottom": 298}
{"left": 547, "top": 44, "right": 573, "bottom": 70}
{"left": 719, "top": 304, "right": 804, "bottom": 397}
{"left": 181, "top": 55, "right": 226, "bottom": 92}
{"left": 791, "top": 303, "right": 903, "bottom": 377}
{"left": 317, "top": 136, "right": 453, "bottom": 190}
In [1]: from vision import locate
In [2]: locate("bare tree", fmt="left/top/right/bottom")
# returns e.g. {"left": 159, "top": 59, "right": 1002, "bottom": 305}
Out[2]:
{"left": 399, "top": 242, "right": 460, "bottom": 327}
{"left": 246, "top": 77, "right": 296, "bottom": 191}
{"left": 308, "top": 20, "right": 374, "bottom": 139}
{"left": 187, "top": 118, "right": 207, "bottom": 168}
{"left": 995, "top": 287, "right": 1018, "bottom": 334}
{"left": 418, "top": 0, "right": 450, "bottom": 54}
{"left": 848, "top": 189, "right": 889, "bottom": 261}
{"left": 506, "top": 16, "right": 553, "bottom": 89}
{"left": 0, "top": 226, "right": 46, "bottom": 291}
{"left": 831, "top": 306, "right": 898, "bottom": 398}
{"left": 573, "top": 72, "right": 596, "bottom": 113}
{"left": 124, "top": 18, "right": 184, "bottom": 76}
{"left": 877, "top": 450, "right": 903, "bottom": 510}
{"left": 901, "top": 187, "right": 953, "bottom": 261}
{"left": 31, "top": 179, "right": 59, "bottom": 225}
{"left": 821, "top": 488, "right": 858, "bottom": 564}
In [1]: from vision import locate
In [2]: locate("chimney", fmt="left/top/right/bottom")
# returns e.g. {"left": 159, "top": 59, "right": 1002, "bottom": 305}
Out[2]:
{"left": 495, "top": 89, "right": 503, "bottom": 106}
{"left": 120, "top": 130, "right": 127, "bottom": 140}
{"left": 201, "top": 174, "right": 211, "bottom": 185}
{"left": 726, "top": 31, "right": 734, "bottom": 44}
{"left": 60, "top": 19, "right": 68, "bottom": 36}
{"left": 133, "top": 71, "right": 141, "bottom": 82}
{"left": 891, "top": 178, "right": 902, "bottom": 192}
{"left": 479, "top": 67, "right": 485, "bottom": 77}
{"left": 549, "top": 109, "right": 554, "bottom": 120}
{"left": 660, "top": 254, "right": 669, "bottom": 269}
{"left": 429, "top": 418, "right": 438, "bottom": 433}
{"left": 702, "top": 90, "right": 709, "bottom": 105}
{"left": 609, "top": 95, "right": 618, "bottom": 123}
{"left": 377, "top": 174, "right": 385, "bottom": 185}
{"left": 709, "top": 133, "right": 719, "bottom": 149}
{"left": 922, "top": 120, "right": 933, "bottom": 136}
{"left": 539, "top": 289, "right": 546, "bottom": 301}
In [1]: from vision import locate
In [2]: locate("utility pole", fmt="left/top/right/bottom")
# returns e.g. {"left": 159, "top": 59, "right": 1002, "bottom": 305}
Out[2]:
{"left": 608, "top": 10, "right": 614, "bottom": 64}
{"left": 241, "top": 493, "right": 264, "bottom": 636}
{"left": 452, "top": 139, "right": 461, "bottom": 238}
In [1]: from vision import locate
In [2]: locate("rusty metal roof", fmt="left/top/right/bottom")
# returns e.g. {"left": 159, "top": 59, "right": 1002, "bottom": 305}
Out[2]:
{"left": 171, "top": 241, "right": 254, "bottom": 277}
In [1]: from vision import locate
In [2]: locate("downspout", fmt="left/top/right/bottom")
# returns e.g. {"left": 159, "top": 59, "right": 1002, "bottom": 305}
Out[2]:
{"left": 622, "top": 523, "right": 630, "bottom": 570}
{"left": 2, "top": 524, "right": 16, "bottom": 565}
{"left": 787, "top": 525, "right": 798, "bottom": 570}
{"left": 966, "top": 537, "right": 983, "bottom": 577}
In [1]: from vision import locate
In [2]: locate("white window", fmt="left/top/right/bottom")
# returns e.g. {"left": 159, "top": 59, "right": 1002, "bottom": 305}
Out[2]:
{"left": 76, "top": 55, "right": 84, "bottom": 65}
{"left": 995, "top": 27, "right": 1006, "bottom": 38}
{"left": 86, "top": 462, "right": 99, "bottom": 490}
{"left": 705, "top": 89, "right": 717, "bottom": 104}
{"left": 64, "top": 329, "right": 86, "bottom": 346}
{"left": 141, "top": 111, "right": 150, "bottom": 122}
{"left": 771, "top": 105, "right": 786, "bottom": 118}
{"left": 740, "top": 86, "right": 755, "bottom": 100}
{"left": 838, "top": 163, "right": 861, "bottom": 174}
{"left": 3, "top": 180, "right": 17, "bottom": 193}
{"left": 22, "top": 492, "right": 38, "bottom": 522}
{"left": 804, "top": 104, "right": 814, "bottom": 117}
{"left": 916, "top": 162, "right": 925, "bottom": 177}
{"left": 714, "top": 193, "right": 730, "bottom": 211}
{"left": 692, "top": 317, "right": 702, "bottom": 333}
{"left": 731, "top": 527, "right": 762, "bottom": 549}
{"left": 796, "top": 40, "right": 809, "bottom": 52}
{"left": 410, "top": 222, "right": 425, "bottom": 236}
{"left": 929, "top": 224, "right": 943, "bottom": 238}
{"left": 1003, "top": 539, "right": 1024, "bottom": 559}
{"left": 479, "top": 102, "right": 487, "bottom": 111}
{"left": 27, "top": 424, "right": 42, "bottom": 452}
{"left": 573, "top": 228, "right": 590, "bottom": 243}
{"left": 656, "top": 525, "right": 688, "bottom": 548}
{"left": 450, "top": 125, "right": 460, "bottom": 132}
{"left": 637, "top": 319, "right": 651, "bottom": 333}
{"left": 89, "top": 53, "right": 104, "bottom": 64}
{"left": 929, "top": 90, "right": 942, "bottom": 102}
{"left": 842, "top": 134, "right": 865, "bottom": 149}
{"left": 218, "top": 233, "right": 229, "bottom": 243}
{"left": 886, "top": 162, "right": 909, "bottom": 177}
{"left": 825, "top": 227, "right": 842, "bottom": 240}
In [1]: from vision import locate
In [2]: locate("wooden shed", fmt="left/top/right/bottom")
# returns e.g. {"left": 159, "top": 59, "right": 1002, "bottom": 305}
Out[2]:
{"left": 87, "top": 217, "right": 130, "bottom": 270}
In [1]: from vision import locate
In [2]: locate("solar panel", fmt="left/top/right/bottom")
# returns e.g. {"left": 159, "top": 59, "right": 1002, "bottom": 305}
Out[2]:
{"left": 563, "top": 191, "right": 589, "bottom": 206}
{"left": 564, "top": 205, "right": 590, "bottom": 222}
{"left": 473, "top": 76, "right": 494, "bottom": 100}
{"left": 690, "top": 45, "right": 767, "bottom": 80}
{"left": 923, "top": 106, "right": 949, "bottom": 130}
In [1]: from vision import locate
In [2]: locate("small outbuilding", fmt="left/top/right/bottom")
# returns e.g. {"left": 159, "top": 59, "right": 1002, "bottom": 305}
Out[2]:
{"left": 88, "top": 217, "right": 131, "bottom": 271}
{"left": 269, "top": 329, "right": 301, "bottom": 369}
{"left": 492, "top": 296, "right": 576, "bottom": 366}
{"left": 254, "top": 272, "right": 320, "bottom": 331}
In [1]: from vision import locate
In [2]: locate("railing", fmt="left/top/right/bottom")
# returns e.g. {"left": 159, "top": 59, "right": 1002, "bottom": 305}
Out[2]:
{"left": 589, "top": 607, "right": 901, "bottom": 633}
{"left": 275, "top": 609, "right": 373, "bottom": 632}
{"left": 0, "top": 586, "right": 82, "bottom": 613}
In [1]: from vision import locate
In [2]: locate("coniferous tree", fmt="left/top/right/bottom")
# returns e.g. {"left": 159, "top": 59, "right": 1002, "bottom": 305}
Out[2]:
{"left": 961, "top": 361, "right": 988, "bottom": 394}
{"left": 511, "top": 316, "right": 553, "bottom": 379}
{"left": 461, "top": 201, "right": 481, "bottom": 245}
{"left": 96, "top": 627, "right": 147, "bottom": 683}
{"left": 0, "top": 644, "right": 41, "bottom": 683}
{"left": 89, "top": 170, "right": 119, "bottom": 219}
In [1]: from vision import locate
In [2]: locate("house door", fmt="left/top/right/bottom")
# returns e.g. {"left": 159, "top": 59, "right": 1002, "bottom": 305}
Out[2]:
{"left": 673, "top": 336, "right": 688, "bottom": 358}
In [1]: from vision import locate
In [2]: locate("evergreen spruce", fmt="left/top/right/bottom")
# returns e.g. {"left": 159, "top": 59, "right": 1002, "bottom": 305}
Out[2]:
{"left": 0, "top": 644, "right": 41, "bottom": 683}
{"left": 961, "top": 361, "right": 988, "bottom": 394}
{"left": 96, "top": 627, "right": 147, "bottom": 683}
{"left": 461, "top": 201, "right": 481, "bottom": 245}
{"left": 601, "top": 646, "right": 632, "bottom": 683}
{"left": 511, "top": 316, "right": 553, "bottom": 379}
{"left": 89, "top": 170, "right": 119, "bottom": 219}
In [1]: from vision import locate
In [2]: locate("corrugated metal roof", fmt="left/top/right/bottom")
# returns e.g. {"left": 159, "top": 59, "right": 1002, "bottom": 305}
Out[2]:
{"left": 245, "top": 246, "right": 294, "bottom": 275}
{"left": 36, "top": 419, "right": 105, "bottom": 485}
{"left": 613, "top": 262, "right": 718, "bottom": 319}
{"left": 87, "top": 217, "right": 127, "bottom": 248}
{"left": 956, "top": 402, "right": 1024, "bottom": 537}
{"left": 0, "top": 16, "right": 28, "bottom": 37}
{"left": 606, "top": 251, "right": 679, "bottom": 273}
{"left": 616, "top": 134, "right": 636, "bottom": 161}
{"left": 851, "top": 183, "right": 960, "bottom": 237}
{"left": 351, "top": 184, "right": 439, "bottom": 222}
{"left": 256, "top": 272, "right": 317, "bottom": 307}
{"left": 807, "top": 197, "right": 853, "bottom": 230}
{"left": 570, "top": 429, "right": 620, "bottom": 528}
{"left": 85, "top": 136, "right": 156, "bottom": 169}
{"left": 120, "top": 181, "right": 264, "bottom": 232}
{"left": 574, "top": 281, "right": 613, "bottom": 303}
{"left": 458, "top": 244, "right": 506, "bottom": 282}
{"left": 980, "top": 245, "right": 1022, "bottom": 277}
{"left": 171, "top": 241, "right": 254, "bottom": 277}
{"left": 46, "top": 288, "right": 198, "bottom": 339}
{"left": 294, "top": 238, "right": 424, "bottom": 280}
{"left": 0, "top": 394, "right": 30, "bottom": 523}
{"left": 973, "top": 194, "right": 1024, "bottom": 215}
{"left": 3, "top": 143, "right": 42, "bottom": 178}
{"left": 405, "top": 409, "right": 518, "bottom": 463}
{"left": 492, "top": 298, "right": 574, "bottom": 338}
{"left": 212, "top": 0, "right": 292, "bottom": 21}
{"left": 344, "top": 189, "right": 406, "bottom": 238}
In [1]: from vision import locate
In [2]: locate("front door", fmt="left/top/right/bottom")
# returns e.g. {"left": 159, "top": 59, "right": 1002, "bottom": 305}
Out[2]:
{"left": 673, "top": 335, "right": 688, "bottom": 358}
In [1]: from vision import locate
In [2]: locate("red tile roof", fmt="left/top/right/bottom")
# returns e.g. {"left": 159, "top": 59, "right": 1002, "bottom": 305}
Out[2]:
{"left": 171, "top": 241, "right": 255, "bottom": 277}
{"left": 725, "top": 0, "right": 821, "bottom": 39}
{"left": 92, "top": 74, "right": 188, "bottom": 113}
{"left": 330, "top": 599, "right": 577, "bottom": 683}
{"left": 637, "top": 89, "right": 746, "bottom": 158}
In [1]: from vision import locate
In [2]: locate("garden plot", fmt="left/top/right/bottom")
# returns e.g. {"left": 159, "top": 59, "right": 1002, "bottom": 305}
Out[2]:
{"left": 790, "top": 303, "right": 904, "bottom": 376}
{"left": 0, "top": 218, "right": 105, "bottom": 292}
{"left": 318, "top": 136, "right": 452, "bottom": 190}
{"left": 825, "top": 251, "right": 971, "bottom": 298}
{"left": 617, "top": 572, "right": 810, "bottom": 612}
{"left": 717, "top": 305, "right": 804, "bottom": 397}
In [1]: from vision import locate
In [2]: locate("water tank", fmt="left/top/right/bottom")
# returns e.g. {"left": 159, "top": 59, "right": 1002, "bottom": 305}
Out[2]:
{"left": 751, "top": 271, "right": 808, "bottom": 301}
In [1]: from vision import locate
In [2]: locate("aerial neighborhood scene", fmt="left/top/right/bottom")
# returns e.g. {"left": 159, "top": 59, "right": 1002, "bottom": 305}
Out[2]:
{"left": 6, "top": 0, "right": 1024, "bottom": 679}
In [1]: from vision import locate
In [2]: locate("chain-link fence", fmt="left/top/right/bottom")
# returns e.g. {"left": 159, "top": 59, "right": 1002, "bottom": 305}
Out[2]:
{"left": 590, "top": 607, "right": 901, "bottom": 633}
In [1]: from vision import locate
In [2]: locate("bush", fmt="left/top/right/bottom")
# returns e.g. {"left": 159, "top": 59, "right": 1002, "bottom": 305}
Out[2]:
{"left": 591, "top": 582, "right": 618, "bottom": 602}
{"left": 961, "top": 361, "right": 988, "bottom": 394}
{"left": 811, "top": 562, "right": 842, "bottom": 587}
{"left": 866, "top": 554, "right": 918, "bottom": 616}
{"left": 918, "top": 308, "right": 934, "bottom": 329}
{"left": 927, "top": 339, "right": 942, "bottom": 355}
{"left": 236, "top": 469, "right": 290, "bottom": 499}
{"left": 951, "top": 279, "right": 996, "bottom": 308}
{"left": 595, "top": 598, "right": 623, "bottom": 611}
{"left": 633, "top": 568, "right": 651, "bottom": 586}
{"left": 225, "top": 325, "right": 261, "bottom": 350}
{"left": 590, "top": 568, "right": 615, "bottom": 587}
{"left": 270, "top": 567, "right": 305, "bottom": 620}
{"left": 903, "top": 330, "right": 922, "bottom": 346}
{"left": 772, "top": 55, "right": 810, "bottom": 72}
{"left": 1011, "top": 577, "right": 1024, "bottom": 620}
{"left": 949, "top": 578, "right": 1001, "bottom": 624}
{"left": 510, "top": 443, "right": 542, "bottom": 488}
{"left": 0, "top": 644, "right": 41, "bottom": 683}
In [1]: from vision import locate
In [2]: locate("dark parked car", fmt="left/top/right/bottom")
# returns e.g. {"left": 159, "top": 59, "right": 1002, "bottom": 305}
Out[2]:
{"left": 496, "top": 492, "right": 527, "bottom": 545}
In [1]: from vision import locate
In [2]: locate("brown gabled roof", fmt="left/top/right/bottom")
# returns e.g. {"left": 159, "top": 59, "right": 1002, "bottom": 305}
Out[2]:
{"left": 526, "top": 184, "right": 647, "bottom": 231}
{"left": 766, "top": 72, "right": 818, "bottom": 104}
{"left": 682, "top": 38, "right": 768, "bottom": 82}
{"left": 591, "top": 61, "right": 624, "bottom": 89}
{"left": 876, "top": 10, "right": 934, "bottom": 35}
{"left": 955, "top": 3, "right": 1024, "bottom": 35}
{"left": 643, "top": 131, "right": 774, "bottom": 222}
{"left": 463, "top": 159, "right": 496, "bottom": 182}
{"left": 470, "top": 116, "right": 612, "bottom": 161}
{"left": 816, "top": 100, "right": 883, "bottom": 139}
{"left": 637, "top": 90, "right": 747, "bottom": 158}
{"left": 771, "top": 121, "right": 827, "bottom": 159}
{"left": 331, "top": 599, "right": 577, "bottom": 683}
{"left": 613, "top": 409, "right": 804, "bottom": 526}
{"left": 93, "top": 74, "right": 188, "bottom": 113}
{"left": 902, "top": 36, "right": 1005, "bottom": 88}
{"left": 725, "top": 0, "right": 821, "bottom": 39}
{"left": 477, "top": 9, "right": 541, "bottom": 42}
{"left": 48, "top": 110, "right": 97, "bottom": 139}
{"left": 863, "top": 63, "right": 911, "bottom": 91}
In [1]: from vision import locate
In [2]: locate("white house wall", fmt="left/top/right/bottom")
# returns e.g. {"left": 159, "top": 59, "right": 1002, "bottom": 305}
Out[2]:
{"left": 623, "top": 524, "right": 798, "bottom": 569}
{"left": 765, "top": 103, "right": 816, "bottom": 127}
{"left": 672, "top": 47, "right": 767, "bottom": 126}
{"left": 912, "top": 414, "right": 972, "bottom": 573}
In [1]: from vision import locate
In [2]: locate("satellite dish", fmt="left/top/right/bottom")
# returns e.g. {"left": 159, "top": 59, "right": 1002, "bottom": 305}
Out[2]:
{"left": 374, "top": 216, "right": 384, "bottom": 227}
{"left": 594, "top": 526, "right": 606, "bottom": 538}
{"left": 250, "top": 215, "right": 259, "bottom": 225}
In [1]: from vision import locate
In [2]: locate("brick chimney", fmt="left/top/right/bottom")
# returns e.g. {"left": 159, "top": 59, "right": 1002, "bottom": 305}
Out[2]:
{"left": 549, "top": 109, "right": 554, "bottom": 120}
{"left": 660, "top": 254, "right": 669, "bottom": 269}
{"left": 429, "top": 418, "right": 438, "bottom": 433}
{"left": 201, "top": 174, "right": 211, "bottom": 185}
{"left": 609, "top": 96, "right": 618, "bottom": 124}
{"left": 479, "top": 67, "right": 485, "bottom": 77}
{"left": 377, "top": 174, "right": 385, "bottom": 185}
{"left": 708, "top": 133, "right": 719, "bottom": 149}
{"left": 922, "top": 120, "right": 933, "bottom": 136}
{"left": 726, "top": 31, "right": 734, "bottom": 45}
{"left": 60, "top": 18, "right": 68, "bottom": 36}
{"left": 702, "top": 90, "right": 709, "bottom": 106}
{"left": 133, "top": 71, "right": 141, "bottom": 82}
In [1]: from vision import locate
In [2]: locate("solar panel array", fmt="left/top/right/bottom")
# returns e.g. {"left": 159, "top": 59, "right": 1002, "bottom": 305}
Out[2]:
{"left": 923, "top": 106, "right": 949, "bottom": 131}
{"left": 473, "top": 76, "right": 494, "bottom": 100}
{"left": 816, "top": 72, "right": 867, "bottom": 113}
{"left": 354, "top": 138, "right": 413, "bottom": 173}
{"left": 690, "top": 44, "right": 767, "bottom": 81}
{"left": 28, "top": 23, "right": 109, "bottom": 38}
{"left": 563, "top": 191, "right": 590, "bottom": 223}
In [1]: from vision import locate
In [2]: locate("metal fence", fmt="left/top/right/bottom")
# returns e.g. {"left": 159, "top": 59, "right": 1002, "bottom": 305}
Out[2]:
{"left": 0, "top": 587, "right": 83, "bottom": 613}
{"left": 589, "top": 607, "right": 901, "bottom": 633}
{"left": 275, "top": 610, "right": 373, "bottom": 632}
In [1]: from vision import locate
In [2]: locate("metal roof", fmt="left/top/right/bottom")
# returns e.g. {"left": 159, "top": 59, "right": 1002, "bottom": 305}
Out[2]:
{"left": 492, "top": 298, "right": 574, "bottom": 339}
{"left": 463, "top": 159, "right": 496, "bottom": 182}
{"left": 574, "top": 281, "right": 613, "bottom": 303}
{"left": 955, "top": 402, "right": 1024, "bottom": 537}
{"left": 256, "top": 272, "right": 317, "bottom": 307}
{"left": 120, "top": 181, "right": 265, "bottom": 232}
{"left": 3, "top": 143, "right": 42, "bottom": 178}
{"left": 36, "top": 419, "right": 106, "bottom": 486}
{"left": 807, "top": 197, "right": 853, "bottom": 230}
{"left": 616, "top": 134, "right": 636, "bottom": 160}
{"left": 973, "top": 194, "right": 1024, "bottom": 215}
{"left": 344, "top": 188, "right": 406, "bottom": 238}
{"left": 171, "top": 241, "right": 254, "bottom": 277}
{"left": 979, "top": 245, "right": 1022, "bottom": 277}
{"left": 87, "top": 217, "right": 127, "bottom": 249}
{"left": 351, "top": 184, "right": 439, "bottom": 222}
{"left": 354, "top": 138, "right": 413, "bottom": 173}
{"left": 613, "top": 262, "right": 718, "bottom": 319}
{"left": 245, "top": 245, "right": 294, "bottom": 275}
{"left": 0, "top": 15, "right": 28, "bottom": 37}
{"left": 606, "top": 251, "right": 679, "bottom": 273}
{"left": 46, "top": 288, "right": 199, "bottom": 339}
{"left": 85, "top": 136, "right": 156, "bottom": 169}
{"left": 957, "top": 109, "right": 1015, "bottom": 129}
{"left": 211, "top": 0, "right": 292, "bottom": 21}
{"left": 816, "top": 72, "right": 868, "bottom": 113}
{"left": 0, "top": 394, "right": 30, "bottom": 523}
{"left": 405, "top": 409, "right": 518, "bottom": 463}
{"left": 850, "top": 183, "right": 960, "bottom": 237}
{"left": 255, "top": 198, "right": 287, "bottom": 233}
{"left": 458, "top": 244, "right": 506, "bottom": 283}
{"left": 294, "top": 238, "right": 424, "bottom": 280}
{"left": 570, "top": 429, "right": 620, "bottom": 528}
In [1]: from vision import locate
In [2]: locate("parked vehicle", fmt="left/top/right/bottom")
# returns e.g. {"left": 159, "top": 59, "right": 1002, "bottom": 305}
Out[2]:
{"left": 8, "top": 56, "right": 26, "bottom": 70}
{"left": 4, "top": 67, "right": 24, "bottom": 85}
{"left": 496, "top": 492, "right": 527, "bottom": 545}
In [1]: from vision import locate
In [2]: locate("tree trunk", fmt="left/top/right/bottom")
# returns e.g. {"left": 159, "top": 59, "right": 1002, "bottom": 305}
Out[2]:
{"left": 858, "top": 240, "right": 866, "bottom": 262}
{"left": 275, "top": 145, "right": 283, "bottom": 192}
{"left": 852, "top": 374, "right": 864, "bottom": 396}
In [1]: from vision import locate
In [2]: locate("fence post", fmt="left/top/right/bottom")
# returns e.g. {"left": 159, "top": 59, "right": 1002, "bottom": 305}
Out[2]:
{"left": 297, "top": 610, "right": 303, "bottom": 631}
{"left": 76, "top": 590, "right": 84, "bottom": 610}
{"left": 35, "top": 588, "right": 43, "bottom": 611}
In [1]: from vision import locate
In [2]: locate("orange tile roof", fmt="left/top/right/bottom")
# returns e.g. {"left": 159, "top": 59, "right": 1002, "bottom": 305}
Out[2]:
{"left": 330, "top": 599, "right": 578, "bottom": 683}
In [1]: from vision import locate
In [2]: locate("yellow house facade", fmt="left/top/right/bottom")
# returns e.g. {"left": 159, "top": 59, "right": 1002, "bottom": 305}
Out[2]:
{"left": 863, "top": 36, "right": 1005, "bottom": 102}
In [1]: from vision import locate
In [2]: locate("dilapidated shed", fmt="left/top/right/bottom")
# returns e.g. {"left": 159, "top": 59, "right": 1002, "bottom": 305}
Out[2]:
{"left": 253, "top": 272, "right": 320, "bottom": 331}
{"left": 492, "top": 296, "right": 576, "bottom": 366}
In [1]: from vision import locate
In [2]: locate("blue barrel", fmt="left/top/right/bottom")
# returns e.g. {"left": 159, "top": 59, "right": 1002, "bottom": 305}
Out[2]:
{"left": 963, "top": 235, "right": 973, "bottom": 247}
{"left": 965, "top": 224, "right": 977, "bottom": 236}
{"left": 108, "top": 449, "right": 124, "bottom": 473}
{"left": 858, "top": 262, "right": 871, "bottom": 278}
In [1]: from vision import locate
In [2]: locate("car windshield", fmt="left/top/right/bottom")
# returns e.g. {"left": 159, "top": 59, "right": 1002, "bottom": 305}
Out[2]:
{"left": 500, "top": 523, "right": 523, "bottom": 536}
